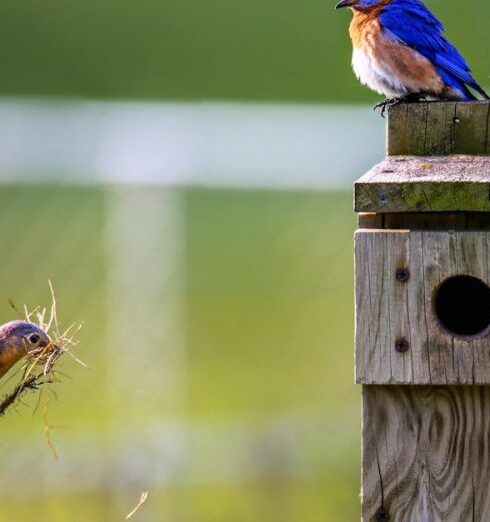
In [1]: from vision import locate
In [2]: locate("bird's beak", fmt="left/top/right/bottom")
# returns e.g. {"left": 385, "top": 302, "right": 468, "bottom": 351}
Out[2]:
{"left": 335, "top": 0, "right": 355, "bottom": 9}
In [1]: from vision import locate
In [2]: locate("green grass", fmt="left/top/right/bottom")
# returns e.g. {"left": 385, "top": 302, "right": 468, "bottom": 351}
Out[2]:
{"left": 0, "top": 478, "right": 360, "bottom": 522}
{"left": 0, "top": 186, "right": 359, "bottom": 520}
{"left": 0, "top": 0, "right": 488, "bottom": 102}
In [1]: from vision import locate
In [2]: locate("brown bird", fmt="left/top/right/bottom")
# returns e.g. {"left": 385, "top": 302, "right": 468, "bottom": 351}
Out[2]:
{"left": 0, "top": 321, "right": 50, "bottom": 379}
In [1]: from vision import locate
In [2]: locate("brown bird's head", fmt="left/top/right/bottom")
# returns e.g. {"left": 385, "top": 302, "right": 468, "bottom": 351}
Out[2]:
{"left": 0, "top": 321, "right": 50, "bottom": 379}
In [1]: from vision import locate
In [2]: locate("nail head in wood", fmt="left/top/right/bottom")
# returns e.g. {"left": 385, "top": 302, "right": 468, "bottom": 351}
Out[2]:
{"left": 394, "top": 338, "right": 409, "bottom": 354}
{"left": 395, "top": 268, "right": 410, "bottom": 283}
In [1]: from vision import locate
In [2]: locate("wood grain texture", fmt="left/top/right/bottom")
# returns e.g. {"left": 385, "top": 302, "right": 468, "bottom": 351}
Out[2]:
{"left": 362, "top": 385, "right": 490, "bottom": 521}
{"left": 355, "top": 156, "right": 490, "bottom": 213}
{"left": 388, "top": 101, "right": 490, "bottom": 156}
{"left": 355, "top": 230, "right": 490, "bottom": 385}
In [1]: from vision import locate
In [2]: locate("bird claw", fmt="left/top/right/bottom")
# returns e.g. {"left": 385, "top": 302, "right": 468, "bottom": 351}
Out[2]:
{"left": 373, "top": 98, "right": 402, "bottom": 118}
{"left": 373, "top": 95, "right": 427, "bottom": 118}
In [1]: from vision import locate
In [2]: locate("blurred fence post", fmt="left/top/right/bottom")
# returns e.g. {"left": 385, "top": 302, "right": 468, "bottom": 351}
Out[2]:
{"left": 105, "top": 186, "right": 187, "bottom": 517}
{"left": 354, "top": 101, "right": 490, "bottom": 520}
{"left": 106, "top": 186, "right": 187, "bottom": 417}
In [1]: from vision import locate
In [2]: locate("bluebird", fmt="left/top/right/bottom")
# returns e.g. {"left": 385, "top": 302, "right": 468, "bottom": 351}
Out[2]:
{"left": 335, "top": 0, "right": 489, "bottom": 114}
{"left": 0, "top": 321, "right": 50, "bottom": 379}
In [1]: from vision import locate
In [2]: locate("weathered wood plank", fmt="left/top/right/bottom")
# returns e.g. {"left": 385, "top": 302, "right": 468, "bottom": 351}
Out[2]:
{"left": 355, "top": 230, "right": 490, "bottom": 384}
{"left": 454, "top": 102, "right": 490, "bottom": 155}
{"left": 362, "top": 385, "right": 490, "bottom": 521}
{"left": 355, "top": 156, "right": 490, "bottom": 213}
{"left": 388, "top": 101, "right": 490, "bottom": 156}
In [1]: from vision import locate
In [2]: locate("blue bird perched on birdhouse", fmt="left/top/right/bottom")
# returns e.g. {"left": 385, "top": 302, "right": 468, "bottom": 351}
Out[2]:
{"left": 0, "top": 321, "right": 50, "bottom": 379}
{"left": 335, "top": 0, "right": 489, "bottom": 114}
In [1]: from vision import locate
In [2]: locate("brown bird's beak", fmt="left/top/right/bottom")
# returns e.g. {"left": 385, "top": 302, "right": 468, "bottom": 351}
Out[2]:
{"left": 335, "top": 0, "right": 356, "bottom": 9}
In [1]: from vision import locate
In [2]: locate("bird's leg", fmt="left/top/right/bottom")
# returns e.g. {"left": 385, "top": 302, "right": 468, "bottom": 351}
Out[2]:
{"left": 373, "top": 98, "right": 400, "bottom": 118}
{"left": 373, "top": 94, "right": 426, "bottom": 118}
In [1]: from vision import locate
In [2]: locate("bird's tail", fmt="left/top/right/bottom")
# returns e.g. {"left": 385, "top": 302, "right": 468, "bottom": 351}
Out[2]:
{"left": 470, "top": 81, "right": 490, "bottom": 100}
{"left": 460, "top": 82, "right": 489, "bottom": 101}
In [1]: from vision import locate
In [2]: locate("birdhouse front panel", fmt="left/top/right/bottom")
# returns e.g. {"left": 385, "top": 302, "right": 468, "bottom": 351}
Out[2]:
{"left": 355, "top": 229, "right": 490, "bottom": 385}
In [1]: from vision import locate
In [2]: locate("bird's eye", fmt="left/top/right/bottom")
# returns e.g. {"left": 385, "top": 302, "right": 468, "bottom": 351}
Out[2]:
{"left": 28, "top": 334, "right": 40, "bottom": 345}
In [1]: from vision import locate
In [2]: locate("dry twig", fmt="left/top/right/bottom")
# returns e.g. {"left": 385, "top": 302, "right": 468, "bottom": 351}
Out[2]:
{"left": 126, "top": 491, "right": 149, "bottom": 520}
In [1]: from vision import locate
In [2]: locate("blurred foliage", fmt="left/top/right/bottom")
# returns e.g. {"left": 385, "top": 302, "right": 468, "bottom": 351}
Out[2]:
{"left": 186, "top": 189, "right": 356, "bottom": 416}
{"left": 0, "top": 0, "right": 488, "bottom": 102}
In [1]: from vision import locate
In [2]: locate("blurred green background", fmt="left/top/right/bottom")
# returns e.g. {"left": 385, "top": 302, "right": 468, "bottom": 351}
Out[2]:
{"left": 0, "top": 1, "right": 486, "bottom": 521}
{"left": 0, "top": 188, "right": 357, "bottom": 521}
{"left": 0, "top": 0, "right": 488, "bottom": 102}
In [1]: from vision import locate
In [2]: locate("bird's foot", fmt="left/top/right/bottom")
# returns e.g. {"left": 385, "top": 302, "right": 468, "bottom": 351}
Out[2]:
{"left": 374, "top": 95, "right": 426, "bottom": 118}
{"left": 373, "top": 98, "right": 401, "bottom": 118}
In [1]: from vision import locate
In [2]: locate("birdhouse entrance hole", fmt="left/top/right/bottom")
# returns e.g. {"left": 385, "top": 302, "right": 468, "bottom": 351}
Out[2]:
{"left": 434, "top": 275, "right": 490, "bottom": 338}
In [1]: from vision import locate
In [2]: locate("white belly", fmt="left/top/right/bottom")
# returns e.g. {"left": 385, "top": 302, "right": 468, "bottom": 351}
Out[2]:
{"left": 352, "top": 47, "right": 409, "bottom": 98}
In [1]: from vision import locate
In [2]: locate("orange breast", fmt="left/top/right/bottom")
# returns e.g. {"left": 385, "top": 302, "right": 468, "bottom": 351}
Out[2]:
{"left": 349, "top": 9, "right": 382, "bottom": 49}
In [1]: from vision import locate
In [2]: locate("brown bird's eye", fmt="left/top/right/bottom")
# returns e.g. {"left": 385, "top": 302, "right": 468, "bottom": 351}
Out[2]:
{"left": 28, "top": 334, "right": 40, "bottom": 345}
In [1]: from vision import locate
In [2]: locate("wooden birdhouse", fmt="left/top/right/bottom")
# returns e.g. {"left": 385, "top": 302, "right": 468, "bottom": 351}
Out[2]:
{"left": 355, "top": 101, "right": 490, "bottom": 521}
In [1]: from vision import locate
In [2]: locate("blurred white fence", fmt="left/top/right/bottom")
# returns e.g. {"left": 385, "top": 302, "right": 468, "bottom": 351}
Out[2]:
{"left": 0, "top": 98, "right": 383, "bottom": 189}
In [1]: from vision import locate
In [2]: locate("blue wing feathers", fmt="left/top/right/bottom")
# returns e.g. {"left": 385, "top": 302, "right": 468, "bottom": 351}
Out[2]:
{"left": 380, "top": 0, "right": 487, "bottom": 99}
